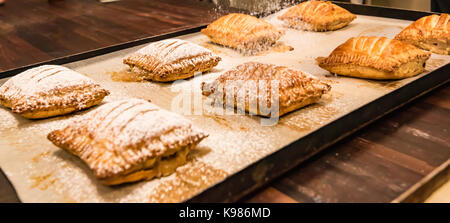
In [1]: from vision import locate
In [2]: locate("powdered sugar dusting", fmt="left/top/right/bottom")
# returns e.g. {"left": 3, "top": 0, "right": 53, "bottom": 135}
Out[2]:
{"left": 54, "top": 99, "right": 208, "bottom": 178}
{"left": 0, "top": 65, "right": 96, "bottom": 100}
{"left": 135, "top": 39, "right": 215, "bottom": 64}
{"left": 0, "top": 65, "right": 109, "bottom": 116}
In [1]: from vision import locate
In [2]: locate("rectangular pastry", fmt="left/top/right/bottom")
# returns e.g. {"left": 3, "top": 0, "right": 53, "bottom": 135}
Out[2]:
{"left": 201, "top": 62, "right": 331, "bottom": 117}
{"left": 123, "top": 39, "right": 221, "bottom": 82}
{"left": 395, "top": 13, "right": 450, "bottom": 55}
{"left": 317, "top": 36, "right": 431, "bottom": 80}
{"left": 0, "top": 65, "right": 110, "bottom": 119}
{"left": 47, "top": 99, "right": 208, "bottom": 186}
{"left": 201, "top": 13, "right": 284, "bottom": 52}
{"left": 278, "top": 0, "right": 356, "bottom": 32}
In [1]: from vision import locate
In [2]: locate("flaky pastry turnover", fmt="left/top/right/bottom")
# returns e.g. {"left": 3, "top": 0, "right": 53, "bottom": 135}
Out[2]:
{"left": 278, "top": 0, "right": 356, "bottom": 32}
{"left": 201, "top": 62, "right": 330, "bottom": 117}
{"left": 201, "top": 13, "right": 284, "bottom": 53}
{"left": 0, "top": 65, "right": 109, "bottom": 119}
{"left": 317, "top": 36, "right": 431, "bottom": 80}
{"left": 123, "top": 39, "right": 221, "bottom": 82}
{"left": 395, "top": 13, "right": 450, "bottom": 55}
{"left": 47, "top": 99, "right": 208, "bottom": 186}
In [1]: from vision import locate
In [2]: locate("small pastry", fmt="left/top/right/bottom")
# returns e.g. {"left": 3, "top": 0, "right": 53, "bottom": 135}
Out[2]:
{"left": 278, "top": 0, "right": 356, "bottom": 32}
{"left": 395, "top": 13, "right": 450, "bottom": 55}
{"left": 123, "top": 39, "right": 221, "bottom": 82}
{"left": 201, "top": 13, "right": 284, "bottom": 52}
{"left": 201, "top": 62, "right": 331, "bottom": 117}
{"left": 317, "top": 36, "right": 431, "bottom": 80}
{"left": 0, "top": 65, "right": 109, "bottom": 119}
{"left": 47, "top": 99, "right": 208, "bottom": 186}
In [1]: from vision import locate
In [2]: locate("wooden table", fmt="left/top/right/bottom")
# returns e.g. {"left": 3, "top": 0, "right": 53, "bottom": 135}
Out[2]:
{"left": 0, "top": 0, "right": 448, "bottom": 203}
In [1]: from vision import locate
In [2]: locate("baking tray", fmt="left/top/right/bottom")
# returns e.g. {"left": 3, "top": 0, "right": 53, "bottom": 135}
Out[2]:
{"left": 0, "top": 2, "right": 449, "bottom": 202}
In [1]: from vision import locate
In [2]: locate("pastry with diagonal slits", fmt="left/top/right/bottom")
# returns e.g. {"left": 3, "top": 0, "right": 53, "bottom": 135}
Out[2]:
{"left": 395, "top": 13, "right": 450, "bottom": 55}
{"left": 201, "top": 13, "right": 284, "bottom": 53}
{"left": 123, "top": 39, "right": 221, "bottom": 82}
{"left": 47, "top": 99, "right": 208, "bottom": 186}
{"left": 201, "top": 62, "right": 331, "bottom": 117}
{"left": 0, "top": 65, "right": 110, "bottom": 119}
{"left": 317, "top": 36, "right": 431, "bottom": 80}
{"left": 278, "top": 0, "right": 356, "bottom": 32}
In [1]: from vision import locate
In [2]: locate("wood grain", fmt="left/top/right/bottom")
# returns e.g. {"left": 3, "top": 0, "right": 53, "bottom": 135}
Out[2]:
{"left": 242, "top": 83, "right": 450, "bottom": 203}
{"left": 0, "top": 0, "right": 448, "bottom": 203}
{"left": 0, "top": 0, "right": 221, "bottom": 72}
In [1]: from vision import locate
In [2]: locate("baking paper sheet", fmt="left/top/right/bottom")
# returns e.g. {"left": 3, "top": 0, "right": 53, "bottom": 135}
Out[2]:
{"left": 0, "top": 8, "right": 449, "bottom": 202}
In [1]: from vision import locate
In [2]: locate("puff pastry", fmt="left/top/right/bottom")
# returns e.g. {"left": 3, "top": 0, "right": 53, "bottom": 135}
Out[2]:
{"left": 317, "top": 36, "right": 431, "bottom": 80}
{"left": 201, "top": 13, "right": 284, "bottom": 52}
{"left": 0, "top": 65, "right": 109, "bottom": 119}
{"left": 47, "top": 99, "right": 208, "bottom": 186}
{"left": 395, "top": 13, "right": 450, "bottom": 55}
{"left": 201, "top": 62, "right": 331, "bottom": 117}
{"left": 278, "top": 0, "right": 356, "bottom": 32}
{"left": 123, "top": 39, "right": 221, "bottom": 82}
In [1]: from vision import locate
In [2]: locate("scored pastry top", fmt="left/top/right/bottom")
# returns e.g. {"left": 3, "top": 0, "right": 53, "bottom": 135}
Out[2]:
{"left": 123, "top": 39, "right": 221, "bottom": 81}
{"left": 0, "top": 65, "right": 109, "bottom": 116}
{"left": 201, "top": 13, "right": 284, "bottom": 51}
{"left": 131, "top": 39, "right": 218, "bottom": 65}
{"left": 47, "top": 99, "right": 208, "bottom": 179}
{"left": 0, "top": 65, "right": 103, "bottom": 101}
{"left": 317, "top": 36, "right": 431, "bottom": 72}
{"left": 396, "top": 13, "right": 450, "bottom": 41}
{"left": 202, "top": 62, "right": 331, "bottom": 116}
{"left": 395, "top": 13, "right": 449, "bottom": 55}
{"left": 278, "top": 0, "right": 356, "bottom": 31}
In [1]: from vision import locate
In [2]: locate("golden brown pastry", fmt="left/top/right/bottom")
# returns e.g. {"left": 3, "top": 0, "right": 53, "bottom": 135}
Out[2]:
{"left": 317, "top": 36, "right": 431, "bottom": 80}
{"left": 123, "top": 39, "right": 221, "bottom": 82}
{"left": 201, "top": 13, "right": 284, "bottom": 52}
{"left": 201, "top": 62, "right": 330, "bottom": 117}
{"left": 278, "top": 0, "right": 356, "bottom": 32}
{"left": 47, "top": 99, "right": 208, "bottom": 186}
{"left": 0, "top": 65, "right": 109, "bottom": 119}
{"left": 395, "top": 13, "right": 450, "bottom": 55}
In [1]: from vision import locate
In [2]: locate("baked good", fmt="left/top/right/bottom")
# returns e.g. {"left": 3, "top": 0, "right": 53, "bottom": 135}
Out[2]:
{"left": 278, "top": 0, "right": 356, "bottom": 31}
{"left": 123, "top": 39, "right": 221, "bottom": 82}
{"left": 47, "top": 99, "right": 208, "bottom": 186}
{"left": 201, "top": 13, "right": 284, "bottom": 52}
{"left": 0, "top": 65, "right": 109, "bottom": 119}
{"left": 201, "top": 62, "right": 331, "bottom": 117}
{"left": 317, "top": 36, "right": 431, "bottom": 80}
{"left": 395, "top": 13, "right": 450, "bottom": 55}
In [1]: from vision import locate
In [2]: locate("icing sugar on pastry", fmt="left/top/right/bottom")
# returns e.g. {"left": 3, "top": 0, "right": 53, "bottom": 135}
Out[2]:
{"left": 201, "top": 13, "right": 284, "bottom": 53}
{"left": 201, "top": 62, "right": 331, "bottom": 117}
{"left": 123, "top": 39, "right": 221, "bottom": 82}
{"left": 48, "top": 99, "right": 208, "bottom": 185}
{"left": 278, "top": 0, "right": 356, "bottom": 32}
{"left": 1, "top": 65, "right": 98, "bottom": 100}
{"left": 0, "top": 65, "right": 109, "bottom": 119}
{"left": 136, "top": 39, "right": 215, "bottom": 64}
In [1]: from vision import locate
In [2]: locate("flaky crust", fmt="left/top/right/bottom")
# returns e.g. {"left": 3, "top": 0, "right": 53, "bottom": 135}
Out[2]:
{"left": 395, "top": 13, "right": 450, "bottom": 55}
{"left": 123, "top": 39, "right": 221, "bottom": 82}
{"left": 201, "top": 13, "right": 284, "bottom": 52}
{"left": 278, "top": 0, "right": 356, "bottom": 32}
{"left": 201, "top": 62, "right": 331, "bottom": 117}
{"left": 317, "top": 36, "right": 431, "bottom": 80}
{"left": 0, "top": 65, "right": 109, "bottom": 119}
{"left": 47, "top": 99, "right": 208, "bottom": 185}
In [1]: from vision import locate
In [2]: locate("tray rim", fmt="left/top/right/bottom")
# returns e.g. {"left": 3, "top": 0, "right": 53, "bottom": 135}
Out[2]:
{"left": 0, "top": 1, "right": 438, "bottom": 79}
{"left": 0, "top": 2, "right": 449, "bottom": 203}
